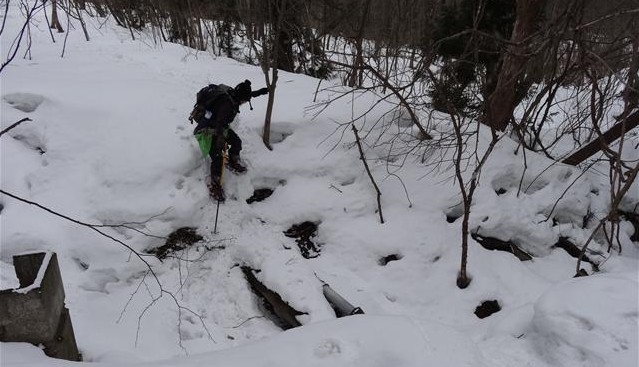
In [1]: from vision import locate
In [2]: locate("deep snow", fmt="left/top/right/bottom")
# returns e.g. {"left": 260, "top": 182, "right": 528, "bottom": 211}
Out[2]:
{"left": 1, "top": 3, "right": 638, "bottom": 367}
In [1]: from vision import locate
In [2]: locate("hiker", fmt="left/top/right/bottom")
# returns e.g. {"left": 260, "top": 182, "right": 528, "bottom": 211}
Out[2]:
{"left": 189, "top": 80, "right": 269, "bottom": 202}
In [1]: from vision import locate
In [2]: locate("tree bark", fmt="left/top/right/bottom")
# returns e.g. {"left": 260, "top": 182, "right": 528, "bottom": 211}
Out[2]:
{"left": 562, "top": 110, "right": 639, "bottom": 166}
{"left": 261, "top": 0, "right": 287, "bottom": 150}
{"left": 482, "top": 0, "right": 546, "bottom": 131}
{"left": 50, "top": 0, "right": 64, "bottom": 33}
{"left": 622, "top": 37, "right": 639, "bottom": 114}
{"left": 274, "top": 0, "right": 295, "bottom": 72}
{"left": 263, "top": 68, "right": 277, "bottom": 150}
{"left": 347, "top": 0, "right": 372, "bottom": 88}
{"left": 276, "top": 29, "right": 294, "bottom": 72}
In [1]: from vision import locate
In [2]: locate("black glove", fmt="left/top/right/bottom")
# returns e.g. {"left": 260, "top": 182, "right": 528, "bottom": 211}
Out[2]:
{"left": 251, "top": 87, "right": 269, "bottom": 98}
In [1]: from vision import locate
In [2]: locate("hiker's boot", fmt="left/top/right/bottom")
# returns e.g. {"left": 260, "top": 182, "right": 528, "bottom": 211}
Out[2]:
{"left": 208, "top": 178, "right": 225, "bottom": 202}
{"left": 227, "top": 155, "right": 247, "bottom": 174}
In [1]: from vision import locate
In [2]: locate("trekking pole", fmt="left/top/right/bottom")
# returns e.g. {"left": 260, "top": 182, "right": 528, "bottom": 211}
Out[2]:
{"left": 213, "top": 198, "right": 221, "bottom": 234}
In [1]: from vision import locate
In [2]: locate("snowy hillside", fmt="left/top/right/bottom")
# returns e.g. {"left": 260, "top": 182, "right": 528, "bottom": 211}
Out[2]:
{"left": 1, "top": 3, "right": 638, "bottom": 367}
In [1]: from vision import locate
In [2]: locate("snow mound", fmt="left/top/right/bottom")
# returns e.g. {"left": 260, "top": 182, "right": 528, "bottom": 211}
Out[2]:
{"left": 1, "top": 315, "right": 487, "bottom": 367}
{"left": 3, "top": 93, "right": 45, "bottom": 113}
{"left": 531, "top": 273, "right": 638, "bottom": 367}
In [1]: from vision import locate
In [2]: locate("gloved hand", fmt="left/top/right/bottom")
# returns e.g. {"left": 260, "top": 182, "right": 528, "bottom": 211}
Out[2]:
{"left": 251, "top": 87, "right": 269, "bottom": 97}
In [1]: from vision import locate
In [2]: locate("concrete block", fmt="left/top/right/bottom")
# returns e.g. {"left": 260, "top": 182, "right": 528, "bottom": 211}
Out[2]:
{"left": 0, "top": 252, "right": 80, "bottom": 361}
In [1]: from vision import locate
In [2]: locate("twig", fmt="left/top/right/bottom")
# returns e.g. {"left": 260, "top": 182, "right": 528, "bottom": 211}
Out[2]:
{"left": 352, "top": 125, "right": 384, "bottom": 224}
{"left": 1, "top": 189, "right": 156, "bottom": 265}
{"left": 61, "top": 1, "right": 71, "bottom": 58}
{"left": 229, "top": 315, "right": 265, "bottom": 329}
{"left": 542, "top": 164, "right": 594, "bottom": 223}
{"left": 0, "top": 118, "right": 32, "bottom": 137}
{"left": 329, "top": 184, "right": 343, "bottom": 193}
{"left": 1, "top": 1, "right": 41, "bottom": 73}
{"left": 117, "top": 270, "right": 150, "bottom": 324}
{"left": 313, "top": 78, "right": 322, "bottom": 103}
{"left": 576, "top": 162, "right": 639, "bottom": 274}
{"left": 330, "top": 59, "right": 432, "bottom": 140}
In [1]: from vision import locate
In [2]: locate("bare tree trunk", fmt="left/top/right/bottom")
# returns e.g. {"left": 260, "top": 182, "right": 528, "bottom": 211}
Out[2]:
{"left": 271, "top": 0, "right": 295, "bottom": 73}
{"left": 263, "top": 67, "right": 278, "bottom": 150}
{"left": 276, "top": 29, "right": 294, "bottom": 72}
{"left": 242, "top": 0, "right": 285, "bottom": 150}
{"left": 347, "top": 0, "right": 372, "bottom": 88}
{"left": 50, "top": 0, "right": 64, "bottom": 33}
{"left": 196, "top": 17, "right": 205, "bottom": 51}
{"left": 452, "top": 114, "right": 472, "bottom": 289}
{"left": 93, "top": 3, "right": 106, "bottom": 18}
{"left": 622, "top": 36, "right": 639, "bottom": 114}
{"left": 482, "top": 0, "right": 546, "bottom": 131}
{"left": 73, "top": 1, "right": 90, "bottom": 41}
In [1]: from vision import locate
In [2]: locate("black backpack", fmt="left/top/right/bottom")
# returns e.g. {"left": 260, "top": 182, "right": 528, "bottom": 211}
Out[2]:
{"left": 188, "top": 84, "right": 233, "bottom": 124}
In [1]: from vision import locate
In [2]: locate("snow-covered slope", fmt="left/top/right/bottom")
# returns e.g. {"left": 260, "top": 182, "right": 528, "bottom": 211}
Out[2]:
{"left": 1, "top": 3, "right": 637, "bottom": 367}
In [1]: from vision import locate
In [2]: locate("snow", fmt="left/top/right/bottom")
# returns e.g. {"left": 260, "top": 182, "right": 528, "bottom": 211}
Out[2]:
{"left": 530, "top": 273, "right": 638, "bottom": 367}
{"left": 1, "top": 315, "right": 483, "bottom": 367}
{"left": 13, "top": 251, "right": 52, "bottom": 294}
{"left": 1, "top": 2, "right": 638, "bottom": 367}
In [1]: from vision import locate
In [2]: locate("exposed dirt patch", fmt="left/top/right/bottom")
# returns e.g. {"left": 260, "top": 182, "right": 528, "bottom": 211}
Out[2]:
{"left": 283, "top": 221, "right": 321, "bottom": 259}
{"left": 150, "top": 227, "right": 204, "bottom": 260}
{"left": 445, "top": 203, "right": 464, "bottom": 223}
{"left": 246, "top": 188, "right": 274, "bottom": 204}
{"left": 446, "top": 213, "right": 461, "bottom": 223}
{"left": 495, "top": 188, "right": 507, "bottom": 195}
{"left": 378, "top": 254, "right": 403, "bottom": 266}
{"left": 475, "top": 300, "right": 501, "bottom": 319}
{"left": 248, "top": 178, "right": 286, "bottom": 204}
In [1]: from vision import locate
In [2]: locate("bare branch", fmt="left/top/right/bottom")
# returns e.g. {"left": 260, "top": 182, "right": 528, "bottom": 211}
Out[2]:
{"left": 352, "top": 125, "right": 384, "bottom": 224}
{"left": 0, "top": 117, "right": 33, "bottom": 137}
{"left": 0, "top": 189, "right": 216, "bottom": 346}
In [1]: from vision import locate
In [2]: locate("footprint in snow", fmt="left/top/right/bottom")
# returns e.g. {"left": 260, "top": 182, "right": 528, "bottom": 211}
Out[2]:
{"left": 314, "top": 338, "right": 343, "bottom": 358}
{"left": 266, "top": 122, "right": 296, "bottom": 144}
{"left": 78, "top": 268, "right": 119, "bottom": 293}
{"left": 3, "top": 93, "right": 45, "bottom": 113}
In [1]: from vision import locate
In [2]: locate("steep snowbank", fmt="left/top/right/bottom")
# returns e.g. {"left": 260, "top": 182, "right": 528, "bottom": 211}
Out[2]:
{"left": 1, "top": 2, "right": 637, "bottom": 367}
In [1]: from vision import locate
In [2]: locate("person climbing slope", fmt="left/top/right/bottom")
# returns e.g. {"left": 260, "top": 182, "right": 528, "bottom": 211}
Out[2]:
{"left": 189, "top": 79, "right": 269, "bottom": 202}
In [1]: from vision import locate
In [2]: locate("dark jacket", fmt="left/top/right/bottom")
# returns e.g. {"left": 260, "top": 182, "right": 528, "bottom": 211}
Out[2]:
{"left": 192, "top": 82, "right": 268, "bottom": 135}
{"left": 194, "top": 92, "right": 239, "bottom": 135}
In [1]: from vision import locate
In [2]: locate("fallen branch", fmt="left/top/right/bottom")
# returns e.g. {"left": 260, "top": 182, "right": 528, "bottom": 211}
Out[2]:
{"left": 563, "top": 110, "right": 639, "bottom": 165}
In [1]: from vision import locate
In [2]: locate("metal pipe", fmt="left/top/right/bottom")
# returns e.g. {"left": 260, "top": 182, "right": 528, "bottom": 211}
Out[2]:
{"left": 322, "top": 284, "right": 364, "bottom": 317}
